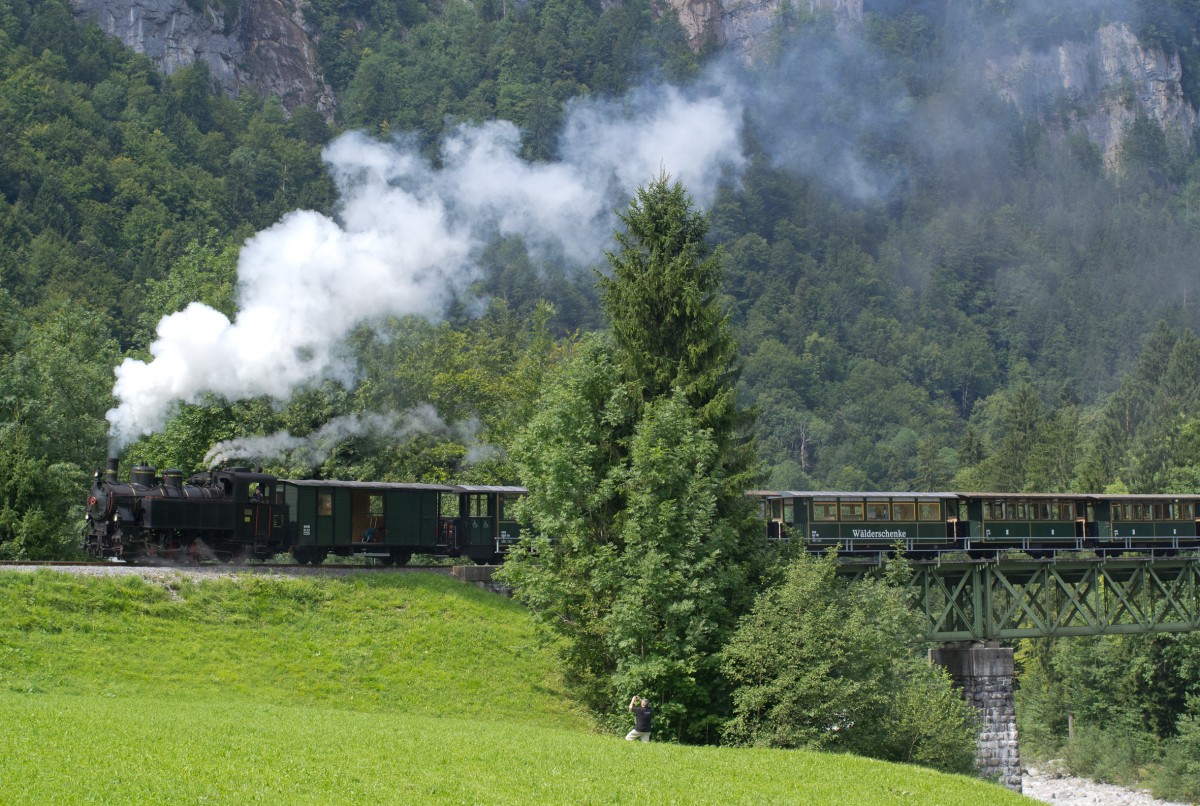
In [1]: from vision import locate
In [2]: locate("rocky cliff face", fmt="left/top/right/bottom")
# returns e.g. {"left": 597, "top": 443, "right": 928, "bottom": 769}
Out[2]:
{"left": 70, "top": 0, "right": 335, "bottom": 117}
{"left": 660, "top": 0, "right": 1195, "bottom": 170}
{"left": 662, "top": 0, "right": 862, "bottom": 53}
{"left": 985, "top": 22, "right": 1197, "bottom": 167}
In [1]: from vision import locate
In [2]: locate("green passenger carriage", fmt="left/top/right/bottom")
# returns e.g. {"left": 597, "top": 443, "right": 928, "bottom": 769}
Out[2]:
{"left": 1096, "top": 494, "right": 1200, "bottom": 555}
{"left": 765, "top": 491, "right": 962, "bottom": 555}
{"left": 963, "top": 492, "right": 1091, "bottom": 556}
{"left": 282, "top": 480, "right": 528, "bottom": 565}
{"left": 284, "top": 480, "right": 450, "bottom": 565}
{"left": 760, "top": 490, "right": 1200, "bottom": 558}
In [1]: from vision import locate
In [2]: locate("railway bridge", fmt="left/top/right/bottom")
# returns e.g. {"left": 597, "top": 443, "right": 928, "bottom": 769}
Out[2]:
{"left": 843, "top": 555, "right": 1200, "bottom": 791}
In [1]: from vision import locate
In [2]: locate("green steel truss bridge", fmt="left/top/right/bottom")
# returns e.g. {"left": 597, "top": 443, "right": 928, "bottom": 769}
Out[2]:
{"left": 844, "top": 556, "right": 1200, "bottom": 641}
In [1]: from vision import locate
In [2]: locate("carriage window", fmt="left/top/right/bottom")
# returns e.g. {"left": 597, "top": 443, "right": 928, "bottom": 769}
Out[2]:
{"left": 1012, "top": 500, "right": 1029, "bottom": 520}
{"left": 813, "top": 500, "right": 838, "bottom": 521}
{"left": 1112, "top": 504, "right": 1126, "bottom": 521}
{"left": 839, "top": 501, "right": 864, "bottom": 521}
{"left": 1183, "top": 502, "right": 1196, "bottom": 520}
{"left": 865, "top": 502, "right": 889, "bottom": 520}
{"left": 318, "top": 493, "right": 333, "bottom": 516}
{"left": 499, "top": 495, "right": 518, "bottom": 521}
{"left": 1152, "top": 502, "right": 1167, "bottom": 520}
{"left": 469, "top": 494, "right": 490, "bottom": 517}
{"left": 892, "top": 502, "right": 916, "bottom": 521}
{"left": 1062, "top": 502, "right": 1077, "bottom": 520}
{"left": 369, "top": 495, "right": 384, "bottom": 517}
{"left": 783, "top": 500, "right": 794, "bottom": 523}
{"left": 918, "top": 501, "right": 942, "bottom": 521}
{"left": 1032, "top": 502, "right": 1052, "bottom": 520}
{"left": 1133, "top": 502, "right": 1150, "bottom": 520}
{"left": 770, "top": 500, "right": 783, "bottom": 520}
{"left": 984, "top": 500, "right": 1004, "bottom": 520}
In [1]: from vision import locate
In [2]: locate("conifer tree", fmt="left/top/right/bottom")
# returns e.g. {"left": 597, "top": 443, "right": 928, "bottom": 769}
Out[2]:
{"left": 499, "top": 175, "right": 760, "bottom": 742}
{"left": 599, "top": 172, "right": 744, "bottom": 450}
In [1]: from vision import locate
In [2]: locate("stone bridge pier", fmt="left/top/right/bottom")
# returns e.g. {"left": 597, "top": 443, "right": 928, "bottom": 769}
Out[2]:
{"left": 929, "top": 642, "right": 1022, "bottom": 792}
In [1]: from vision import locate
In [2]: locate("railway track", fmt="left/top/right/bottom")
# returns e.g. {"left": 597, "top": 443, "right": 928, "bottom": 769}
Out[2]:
{"left": 0, "top": 560, "right": 457, "bottom": 576}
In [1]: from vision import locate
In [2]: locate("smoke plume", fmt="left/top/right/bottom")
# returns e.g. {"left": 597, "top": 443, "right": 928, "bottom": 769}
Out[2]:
{"left": 203, "top": 406, "right": 487, "bottom": 468}
{"left": 107, "top": 82, "right": 746, "bottom": 449}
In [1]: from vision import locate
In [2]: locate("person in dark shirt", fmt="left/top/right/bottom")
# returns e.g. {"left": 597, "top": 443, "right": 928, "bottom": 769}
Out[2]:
{"left": 625, "top": 696, "right": 652, "bottom": 742}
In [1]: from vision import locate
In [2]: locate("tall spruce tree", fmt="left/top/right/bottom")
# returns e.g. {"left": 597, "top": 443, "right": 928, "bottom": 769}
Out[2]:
{"left": 499, "top": 175, "right": 760, "bottom": 742}
{"left": 599, "top": 173, "right": 745, "bottom": 454}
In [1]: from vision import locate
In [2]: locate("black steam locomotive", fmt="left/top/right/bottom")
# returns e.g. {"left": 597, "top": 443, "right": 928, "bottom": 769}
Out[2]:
{"left": 83, "top": 459, "right": 285, "bottom": 562}
{"left": 82, "top": 460, "right": 525, "bottom": 565}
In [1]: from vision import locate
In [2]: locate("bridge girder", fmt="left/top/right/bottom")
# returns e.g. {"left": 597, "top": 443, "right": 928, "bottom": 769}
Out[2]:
{"left": 842, "top": 557, "right": 1200, "bottom": 641}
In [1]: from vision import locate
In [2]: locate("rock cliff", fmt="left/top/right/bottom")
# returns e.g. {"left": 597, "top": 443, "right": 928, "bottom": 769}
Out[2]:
{"left": 659, "top": 0, "right": 1195, "bottom": 169}
{"left": 70, "top": 0, "right": 335, "bottom": 117}
{"left": 986, "top": 22, "right": 1197, "bottom": 167}
{"left": 663, "top": 0, "right": 862, "bottom": 53}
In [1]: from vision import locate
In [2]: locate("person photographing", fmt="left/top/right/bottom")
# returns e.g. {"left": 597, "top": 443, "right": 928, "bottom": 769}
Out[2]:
{"left": 625, "top": 696, "right": 652, "bottom": 742}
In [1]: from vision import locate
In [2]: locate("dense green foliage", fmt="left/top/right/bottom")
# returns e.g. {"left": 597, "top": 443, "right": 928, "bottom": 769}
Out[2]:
{"left": 1016, "top": 632, "right": 1200, "bottom": 800}
{"left": 304, "top": 0, "right": 699, "bottom": 158}
{"left": 722, "top": 553, "right": 978, "bottom": 773}
{"left": 0, "top": 0, "right": 334, "bottom": 556}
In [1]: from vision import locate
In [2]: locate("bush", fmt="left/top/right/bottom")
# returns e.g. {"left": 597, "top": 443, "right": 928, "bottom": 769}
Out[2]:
{"left": 1062, "top": 725, "right": 1156, "bottom": 787}
{"left": 721, "top": 552, "right": 978, "bottom": 774}
{"left": 1153, "top": 697, "right": 1200, "bottom": 802}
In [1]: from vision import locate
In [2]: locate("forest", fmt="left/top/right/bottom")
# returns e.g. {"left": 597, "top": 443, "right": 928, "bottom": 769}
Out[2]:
{"left": 2, "top": 0, "right": 1200, "bottom": 794}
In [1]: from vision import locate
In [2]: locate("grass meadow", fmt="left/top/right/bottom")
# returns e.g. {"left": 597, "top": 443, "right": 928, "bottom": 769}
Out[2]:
{"left": 0, "top": 570, "right": 1032, "bottom": 804}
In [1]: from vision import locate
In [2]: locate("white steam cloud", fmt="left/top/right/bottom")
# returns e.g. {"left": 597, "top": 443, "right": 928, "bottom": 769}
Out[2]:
{"left": 107, "top": 83, "right": 746, "bottom": 449}
{"left": 203, "top": 406, "right": 487, "bottom": 468}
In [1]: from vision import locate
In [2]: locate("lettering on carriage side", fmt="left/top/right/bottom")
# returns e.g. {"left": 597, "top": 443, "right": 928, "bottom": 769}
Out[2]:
{"left": 850, "top": 529, "right": 909, "bottom": 539}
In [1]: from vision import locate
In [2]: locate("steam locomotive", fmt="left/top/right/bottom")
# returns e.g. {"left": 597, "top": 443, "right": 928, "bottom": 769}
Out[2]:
{"left": 82, "top": 459, "right": 524, "bottom": 565}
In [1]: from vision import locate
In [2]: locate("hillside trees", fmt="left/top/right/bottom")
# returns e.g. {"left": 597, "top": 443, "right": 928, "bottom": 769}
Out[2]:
{"left": 0, "top": 296, "right": 119, "bottom": 558}
{"left": 0, "top": 1, "right": 335, "bottom": 340}
{"left": 320, "top": 0, "right": 698, "bottom": 157}
{"left": 0, "top": 2, "right": 340, "bottom": 555}
{"left": 1016, "top": 632, "right": 1200, "bottom": 798}
{"left": 499, "top": 176, "right": 761, "bottom": 741}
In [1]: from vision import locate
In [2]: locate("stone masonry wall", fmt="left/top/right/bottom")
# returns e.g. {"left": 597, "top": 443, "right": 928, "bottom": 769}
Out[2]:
{"left": 929, "top": 643, "right": 1022, "bottom": 792}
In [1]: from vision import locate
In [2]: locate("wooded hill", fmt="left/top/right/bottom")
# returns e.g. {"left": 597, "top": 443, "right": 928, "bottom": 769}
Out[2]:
{"left": 1, "top": 0, "right": 1200, "bottom": 538}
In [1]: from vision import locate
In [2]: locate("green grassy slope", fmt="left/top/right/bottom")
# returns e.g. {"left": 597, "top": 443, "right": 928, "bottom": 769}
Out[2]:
{"left": 0, "top": 571, "right": 1032, "bottom": 804}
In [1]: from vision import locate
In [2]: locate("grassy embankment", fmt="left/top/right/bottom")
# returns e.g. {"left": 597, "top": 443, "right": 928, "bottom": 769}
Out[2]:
{"left": 0, "top": 570, "right": 1032, "bottom": 804}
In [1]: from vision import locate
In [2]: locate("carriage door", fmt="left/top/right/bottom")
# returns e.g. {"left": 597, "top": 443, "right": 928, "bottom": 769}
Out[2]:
{"left": 468, "top": 493, "right": 494, "bottom": 550}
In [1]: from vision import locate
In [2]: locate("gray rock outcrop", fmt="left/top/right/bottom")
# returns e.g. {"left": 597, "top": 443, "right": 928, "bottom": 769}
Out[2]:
{"left": 70, "top": 0, "right": 335, "bottom": 117}
{"left": 985, "top": 22, "right": 1198, "bottom": 167}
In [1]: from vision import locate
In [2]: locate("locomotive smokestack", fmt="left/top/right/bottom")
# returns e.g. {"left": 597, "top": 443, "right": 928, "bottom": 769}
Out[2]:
{"left": 105, "top": 458, "right": 119, "bottom": 483}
